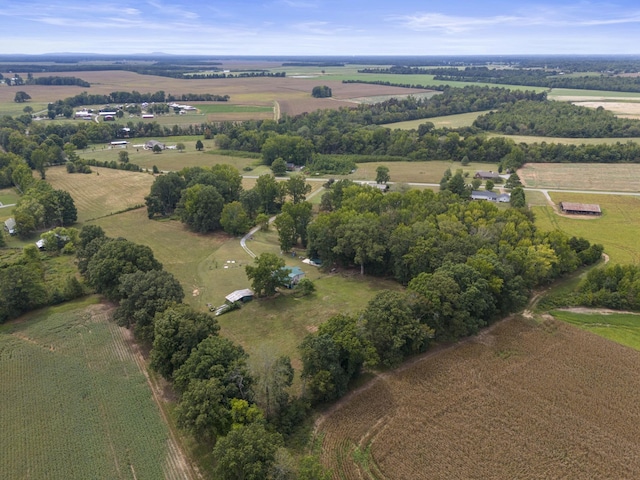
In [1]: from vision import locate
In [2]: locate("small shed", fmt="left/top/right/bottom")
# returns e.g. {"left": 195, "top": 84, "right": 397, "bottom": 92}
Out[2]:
{"left": 560, "top": 202, "right": 602, "bottom": 215}
{"left": 283, "top": 266, "right": 305, "bottom": 288}
{"left": 4, "top": 218, "right": 17, "bottom": 235}
{"left": 225, "top": 289, "right": 254, "bottom": 304}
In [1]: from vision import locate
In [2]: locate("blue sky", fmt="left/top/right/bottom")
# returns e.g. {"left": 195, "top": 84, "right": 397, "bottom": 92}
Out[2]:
{"left": 2, "top": 1, "right": 640, "bottom": 55}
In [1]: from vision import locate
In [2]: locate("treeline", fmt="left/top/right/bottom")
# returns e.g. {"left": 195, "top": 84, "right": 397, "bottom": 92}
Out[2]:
{"left": 74, "top": 225, "right": 328, "bottom": 478}
{"left": 11, "top": 180, "right": 77, "bottom": 238}
{"left": 294, "top": 181, "right": 602, "bottom": 403}
{"left": 575, "top": 264, "right": 640, "bottom": 310}
{"left": 49, "top": 89, "right": 229, "bottom": 109}
{"left": 474, "top": 100, "right": 640, "bottom": 137}
{"left": 343, "top": 79, "right": 438, "bottom": 90}
{"left": 187, "top": 71, "right": 286, "bottom": 79}
{"left": 0, "top": 242, "right": 85, "bottom": 323}
{"left": 358, "top": 65, "right": 640, "bottom": 93}
{"left": 29, "top": 76, "right": 91, "bottom": 87}
{"left": 146, "top": 167, "right": 313, "bottom": 237}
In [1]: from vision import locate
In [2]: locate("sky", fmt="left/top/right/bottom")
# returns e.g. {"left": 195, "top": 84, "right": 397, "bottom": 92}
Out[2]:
{"left": 1, "top": 1, "right": 640, "bottom": 56}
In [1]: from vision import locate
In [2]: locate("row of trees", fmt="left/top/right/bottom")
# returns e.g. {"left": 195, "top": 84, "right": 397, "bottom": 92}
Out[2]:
{"left": 74, "top": 225, "right": 328, "bottom": 478}
{"left": 358, "top": 65, "right": 640, "bottom": 93}
{"left": 473, "top": 100, "right": 640, "bottom": 138}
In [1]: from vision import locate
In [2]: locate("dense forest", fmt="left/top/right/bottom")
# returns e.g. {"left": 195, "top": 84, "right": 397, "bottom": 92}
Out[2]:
{"left": 473, "top": 100, "right": 640, "bottom": 137}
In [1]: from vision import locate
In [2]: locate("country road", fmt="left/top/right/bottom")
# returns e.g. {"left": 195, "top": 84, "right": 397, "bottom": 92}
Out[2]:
{"left": 240, "top": 183, "right": 326, "bottom": 258}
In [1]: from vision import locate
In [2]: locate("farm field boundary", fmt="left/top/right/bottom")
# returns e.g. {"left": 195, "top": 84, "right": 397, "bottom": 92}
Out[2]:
{"left": 316, "top": 316, "right": 640, "bottom": 479}
{"left": 0, "top": 297, "right": 194, "bottom": 480}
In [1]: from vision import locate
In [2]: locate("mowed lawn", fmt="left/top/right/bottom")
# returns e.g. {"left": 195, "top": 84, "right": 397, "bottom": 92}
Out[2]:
{"left": 550, "top": 310, "right": 640, "bottom": 351}
{"left": 0, "top": 298, "right": 177, "bottom": 480}
{"left": 533, "top": 192, "right": 640, "bottom": 264}
{"left": 519, "top": 163, "right": 640, "bottom": 191}
{"left": 348, "top": 160, "right": 500, "bottom": 185}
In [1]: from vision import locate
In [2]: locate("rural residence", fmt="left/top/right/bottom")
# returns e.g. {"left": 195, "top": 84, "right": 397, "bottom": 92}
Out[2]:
{"left": 283, "top": 266, "right": 305, "bottom": 288}
{"left": 471, "top": 191, "right": 510, "bottom": 202}
{"left": 4, "top": 217, "right": 17, "bottom": 235}
{"left": 145, "top": 140, "right": 166, "bottom": 150}
{"left": 474, "top": 171, "right": 502, "bottom": 180}
{"left": 560, "top": 202, "right": 602, "bottom": 215}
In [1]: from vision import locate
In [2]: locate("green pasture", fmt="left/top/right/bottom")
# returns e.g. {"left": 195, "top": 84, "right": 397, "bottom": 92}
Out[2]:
{"left": 0, "top": 297, "right": 170, "bottom": 480}
{"left": 548, "top": 88, "right": 640, "bottom": 99}
{"left": 550, "top": 310, "right": 640, "bottom": 351}
{"left": 0, "top": 101, "right": 49, "bottom": 117}
{"left": 347, "top": 160, "right": 500, "bottom": 185}
{"left": 389, "top": 111, "right": 488, "bottom": 130}
{"left": 77, "top": 138, "right": 263, "bottom": 172}
{"left": 91, "top": 203, "right": 396, "bottom": 376}
{"left": 487, "top": 133, "right": 640, "bottom": 145}
{"left": 533, "top": 192, "right": 640, "bottom": 265}
{"left": 0, "top": 188, "right": 19, "bottom": 206}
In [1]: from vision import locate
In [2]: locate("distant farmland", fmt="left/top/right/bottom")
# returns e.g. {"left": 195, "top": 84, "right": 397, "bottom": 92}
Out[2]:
{"left": 317, "top": 317, "right": 640, "bottom": 479}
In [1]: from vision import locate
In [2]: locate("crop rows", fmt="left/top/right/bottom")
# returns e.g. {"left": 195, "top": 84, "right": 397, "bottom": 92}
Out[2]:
{"left": 318, "top": 317, "right": 640, "bottom": 479}
{"left": 0, "top": 300, "right": 179, "bottom": 479}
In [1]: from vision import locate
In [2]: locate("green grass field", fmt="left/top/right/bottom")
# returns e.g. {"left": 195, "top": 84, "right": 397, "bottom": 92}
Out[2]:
{"left": 548, "top": 88, "right": 640, "bottom": 99}
{"left": 549, "top": 310, "right": 640, "bottom": 351}
{"left": 347, "top": 160, "right": 500, "bottom": 185}
{"left": 487, "top": 133, "right": 640, "bottom": 145}
{"left": 77, "top": 138, "right": 265, "bottom": 173}
{"left": 389, "top": 111, "right": 489, "bottom": 130}
{"left": 533, "top": 193, "right": 640, "bottom": 265}
{"left": 0, "top": 297, "right": 175, "bottom": 480}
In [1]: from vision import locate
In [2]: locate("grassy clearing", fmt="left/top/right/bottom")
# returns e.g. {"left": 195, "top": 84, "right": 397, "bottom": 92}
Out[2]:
{"left": 0, "top": 187, "right": 19, "bottom": 206}
{"left": 318, "top": 316, "right": 640, "bottom": 479}
{"left": 0, "top": 297, "right": 176, "bottom": 480}
{"left": 523, "top": 189, "right": 549, "bottom": 207}
{"left": 389, "top": 111, "right": 489, "bottom": 130}
{"left": 77, "top": 139, "right": 264, "bottom": 172}
{"left": 346, "top": 160, "right": 500, "bottom": 185}
{"left": 45, "top": 166, "right": 154, "bottom": 222}
{"left": 487, "top": 133, "right": 640, "bottom": 145}
{"left": 519, "top": 163, "right": 640, "bottom": 191}
{"left": 533, "top": 192, "right": 640, "bottom": 265}
{"left": 550, "top": 310, "right": 640, "bottom": 351}
{"left": 548, "top": 88, "right": 640, "bottom": 100}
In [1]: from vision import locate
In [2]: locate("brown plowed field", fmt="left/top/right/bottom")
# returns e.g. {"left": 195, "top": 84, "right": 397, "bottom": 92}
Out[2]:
{"left": 316, "top": 317, "right": 640, "bottom": 479}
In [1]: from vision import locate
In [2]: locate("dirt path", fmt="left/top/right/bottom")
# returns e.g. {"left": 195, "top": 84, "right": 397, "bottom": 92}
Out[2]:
{"left": 120, "top": 327, "right": 201, "bottom": 480}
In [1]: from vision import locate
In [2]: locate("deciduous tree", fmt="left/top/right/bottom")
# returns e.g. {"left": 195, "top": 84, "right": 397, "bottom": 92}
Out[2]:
{"left": 245, "top": 253, "right": 288, "bottom": 297}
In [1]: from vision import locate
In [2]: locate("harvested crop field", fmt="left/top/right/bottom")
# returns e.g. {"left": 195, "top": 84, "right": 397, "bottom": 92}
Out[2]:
{"left": 0, "top": 70, "right": 426, "bottom": 118}
{"left": 518, "top": 162, "right": 640, "bottom": 191}
{"left": 45, "top": 165, "right": 154, "bottom": 222}
{"left": 317, "top": 316, "right": 640, "bottom": 479}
